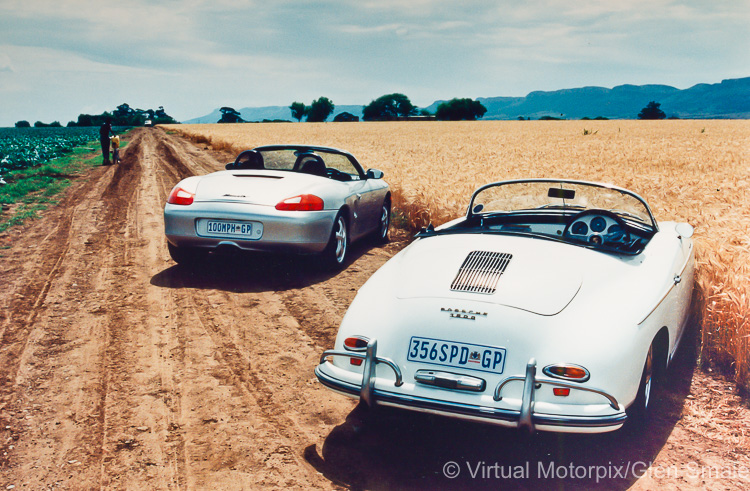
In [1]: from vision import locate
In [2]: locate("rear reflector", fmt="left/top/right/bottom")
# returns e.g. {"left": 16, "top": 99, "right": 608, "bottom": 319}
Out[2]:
{"left": 553, "top": 388, "right": 571, "bottom": 397}
{"left": 350, "top": 358, "right": 363, "bottom": 366}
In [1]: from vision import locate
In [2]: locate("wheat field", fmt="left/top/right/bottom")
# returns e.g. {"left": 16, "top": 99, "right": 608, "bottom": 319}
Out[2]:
{"left": 164, "top": 120, "right": 750, "bottom": 390}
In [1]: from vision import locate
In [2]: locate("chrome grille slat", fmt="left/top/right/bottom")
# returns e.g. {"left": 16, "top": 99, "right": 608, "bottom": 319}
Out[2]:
{"left": 450, "top": 251, "right": 512, "bottom": 294}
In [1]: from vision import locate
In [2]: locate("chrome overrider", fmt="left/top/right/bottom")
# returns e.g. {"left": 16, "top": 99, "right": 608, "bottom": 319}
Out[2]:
{"left": 316, "top": 338, "right": 626, "bottom": 432}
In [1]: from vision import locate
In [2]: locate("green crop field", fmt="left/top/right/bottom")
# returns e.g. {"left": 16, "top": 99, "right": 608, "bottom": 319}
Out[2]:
{"left": 0, "top": 127, "right": 101, "bottom": 174}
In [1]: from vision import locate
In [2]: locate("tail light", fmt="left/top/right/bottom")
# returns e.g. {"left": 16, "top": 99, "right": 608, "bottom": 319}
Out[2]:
{"left": 275, "top": 194, "right": 324, "bottom": 211}
{"left": 343, "top": 336, "right": 369, "bottom": 366}
{"left": 167, "top": 185, "right": 195, "bottom": 205}
{"left": 542, "top": 364, "right": 590, "bottom": 382}
{"left": 553, "top": 388, "right": 571, "bottom": 397}
{"left": 343, "top": 336, "right": 369, "bottom": 351}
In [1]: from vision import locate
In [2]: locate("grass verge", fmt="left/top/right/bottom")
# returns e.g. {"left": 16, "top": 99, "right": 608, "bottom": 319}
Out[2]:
{"left": 0, "top": 139, "right": 116, "bottom": 234}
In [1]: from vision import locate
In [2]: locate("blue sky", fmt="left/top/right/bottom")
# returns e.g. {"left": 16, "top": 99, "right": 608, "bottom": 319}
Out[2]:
{"left": 0, "top": 0, "right": 748, "bottom": 126}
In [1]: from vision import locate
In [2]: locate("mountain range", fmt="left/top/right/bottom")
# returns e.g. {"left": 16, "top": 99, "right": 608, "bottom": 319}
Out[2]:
{"left": 184, "top": 77, "right": 750, "bottom": 123}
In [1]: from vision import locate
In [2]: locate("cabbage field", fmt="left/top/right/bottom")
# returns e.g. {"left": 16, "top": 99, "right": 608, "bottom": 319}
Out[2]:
{"left": 0, "top": 127, "right": 101, "bottom": 174}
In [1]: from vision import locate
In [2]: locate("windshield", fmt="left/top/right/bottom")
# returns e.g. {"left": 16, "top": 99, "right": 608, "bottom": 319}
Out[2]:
{"left": 256, "top": 147, "right": 363, "bottom": 180}
{"left": 469, "top": 180, "right": 656, "bottom": 229}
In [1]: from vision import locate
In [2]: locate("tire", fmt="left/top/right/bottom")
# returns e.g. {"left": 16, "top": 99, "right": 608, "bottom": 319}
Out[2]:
{"left": 375, "top": 197, "right": 391, "bottom": 243}
{"left": 323, "top": 212, "right": 348, "bottom": 269}
{"left": 167, "top": 242, "right": 207, "bottom": 265}
{"left": 628, "top": 343, "right": 655, "bottom": 424}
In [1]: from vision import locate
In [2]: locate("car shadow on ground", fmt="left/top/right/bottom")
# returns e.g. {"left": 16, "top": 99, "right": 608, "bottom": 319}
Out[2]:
{"left": 150, "top": 236, "right": 383, "bottom": 293}
{"left": 306, "top": 320, "right": 700, "bottom": 490}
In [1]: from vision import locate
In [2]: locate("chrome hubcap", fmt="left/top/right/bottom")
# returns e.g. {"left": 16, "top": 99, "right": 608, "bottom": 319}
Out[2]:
{"left": 380, "top": 205, "right": 389, "bottom": 238}
{"left": 643, "top": 344, "right": 653, "bottom": 408}
{"left": 334, "top": 217, "right": 347, "bottom": 263}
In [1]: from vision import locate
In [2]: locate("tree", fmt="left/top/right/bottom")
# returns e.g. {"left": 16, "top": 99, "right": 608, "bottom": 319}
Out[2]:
{"left": 638, "top": 101, "right": 666, "bottom": 120}
{"left": 362, "top": 93, "right": 416, "bottom": 121}
{"left": 435, "top": 98, "right": 487, "bottom": 121}
{"left": 15, "top": 120, "right": 30, "bottom": 128}
{"left": 218, "top": 107, "right": 244, "bottom": 123}
{"left": 289, "top": 102, "right": 307, "bottom": 122}
{"left": 306, "top": 97, "right": 334, "bottom": 122}
{"left": 333, "top": 112, "right": 359, "bottom": 122}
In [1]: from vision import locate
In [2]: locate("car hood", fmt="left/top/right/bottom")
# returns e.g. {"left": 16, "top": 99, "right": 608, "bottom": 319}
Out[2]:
{"left": 393, "top": 234, "right": 584, "bottom": 316}
{"left": 194, "top": 170, "right": 323, "bottom": 206}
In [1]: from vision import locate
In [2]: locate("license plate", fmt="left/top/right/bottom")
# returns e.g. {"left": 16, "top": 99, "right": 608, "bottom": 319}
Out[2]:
{"left": 407, "top": 336, "right": 506, "bottom": 375}
{"left": 198, "top": 219, "right": 263, "bottom": 239}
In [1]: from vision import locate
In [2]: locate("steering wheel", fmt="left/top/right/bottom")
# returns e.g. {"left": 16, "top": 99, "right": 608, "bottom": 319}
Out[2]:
{"left": 562, "top": 209, "right": 631, "bottom": 248}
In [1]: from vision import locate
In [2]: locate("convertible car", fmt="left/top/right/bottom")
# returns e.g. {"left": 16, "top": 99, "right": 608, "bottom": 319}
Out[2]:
{"left": 164, "top": 145, "right": 390, "bottom": 268}
{"left": 316, "top": 179, "right": 695, "bottom": 433}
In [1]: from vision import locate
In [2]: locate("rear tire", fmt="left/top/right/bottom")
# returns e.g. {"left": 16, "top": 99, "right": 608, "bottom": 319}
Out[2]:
{"left": 167, "top": 242, "right": 207, "bottom": 264}
{"left": 323, "top": 213, "right": 348, "bottom": 269}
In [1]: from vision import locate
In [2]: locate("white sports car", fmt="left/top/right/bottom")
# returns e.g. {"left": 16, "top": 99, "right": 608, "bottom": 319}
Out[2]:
{"left": 164, "top": 145, "right": 390, "bottom": 268}
{"left": 316, "top": 179, "right": 695, "bottom": 433}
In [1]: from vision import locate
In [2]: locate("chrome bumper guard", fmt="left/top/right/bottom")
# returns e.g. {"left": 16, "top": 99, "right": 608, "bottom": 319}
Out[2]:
{"left": 318, "top": 339, "right": 403, "bottom": 406}
{"left": 493, "top": 358, "right": 620, "bottom": 432}
{"left": 317, "top": 340, "right": 624, "bottom": 432}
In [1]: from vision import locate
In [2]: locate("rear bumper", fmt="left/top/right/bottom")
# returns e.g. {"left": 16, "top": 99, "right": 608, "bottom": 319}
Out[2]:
{"left": 315, "top": 339, "right": 627, "bottom": 433}
{"left": 164, "top": 202, "right": 337, "bottom": 254}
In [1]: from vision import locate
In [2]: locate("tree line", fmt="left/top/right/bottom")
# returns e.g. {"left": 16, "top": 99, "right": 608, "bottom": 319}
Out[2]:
{"left": 217, "top": 93, "right": 489, "bottom": 124}
{"left": 219, "top": 96, "right": 671, "bottom": 123}
{"left": 15, "top": 103, "right": 178, "bottom": 128}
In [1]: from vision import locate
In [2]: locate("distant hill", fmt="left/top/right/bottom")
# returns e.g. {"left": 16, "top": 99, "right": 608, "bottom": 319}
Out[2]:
{"left": 184, "top": 77, "right": 750, "bottom": 123}
{"left": 184, "top": 105, "right": 365, "bottom": 124}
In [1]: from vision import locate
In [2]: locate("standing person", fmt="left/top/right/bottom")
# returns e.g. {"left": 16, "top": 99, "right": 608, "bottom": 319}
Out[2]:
{"left": 110, "top": 134, "right": 120, "bottom": 164}
{"left": 99, "top": 117, "right": 114, "bottom": 165}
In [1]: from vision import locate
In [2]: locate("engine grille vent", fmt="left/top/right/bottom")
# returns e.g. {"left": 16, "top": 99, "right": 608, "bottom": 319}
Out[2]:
{"left": 450, "top": 251, "right": 512, "bottom": 295}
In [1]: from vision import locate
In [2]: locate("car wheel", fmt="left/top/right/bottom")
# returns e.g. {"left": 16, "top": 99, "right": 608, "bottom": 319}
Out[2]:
{"left": 376, "top": 198, "right": 391, "bottom": 243}
{"left": 628, "top": 343, "right": 655, "bottom": 423}
{"left": 167, "top": 242, "right": 207, "bottom": 264}
{"left": 323, "top": 213, "right": 348, "bottom": 268}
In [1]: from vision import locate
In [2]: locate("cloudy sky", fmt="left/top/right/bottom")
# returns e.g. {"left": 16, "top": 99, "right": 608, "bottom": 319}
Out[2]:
{"left": 0, "top": 0, "right": 748, "bottom": 126}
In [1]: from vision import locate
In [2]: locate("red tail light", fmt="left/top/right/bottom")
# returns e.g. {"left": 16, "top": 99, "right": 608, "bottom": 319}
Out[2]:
{"left": 350, "top": 358, "right": 363, "bottom": 366}
{"left": 542, "top": 364, "right": 590, "bottom": 382}
{"left": 167, "top": 186, "right": 195, "bottom": 205}
{"left": 553, "top": 388, "right": 571, "bottom": 397}
{"left": 343, "top": 336, "right": 369, "bottom": 351}
{"left": 275, "top": 194, "right": 324, "bottom": 211}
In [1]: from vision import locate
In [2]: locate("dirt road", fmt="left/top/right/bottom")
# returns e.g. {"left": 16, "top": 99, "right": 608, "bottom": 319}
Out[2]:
{"left": 1, "top": 128, "right": 748, "bottom": 490}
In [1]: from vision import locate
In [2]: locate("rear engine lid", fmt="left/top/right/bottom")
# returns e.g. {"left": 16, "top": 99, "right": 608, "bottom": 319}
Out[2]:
{"left": 394, "top": 235, "right": 583, "bottom": 316}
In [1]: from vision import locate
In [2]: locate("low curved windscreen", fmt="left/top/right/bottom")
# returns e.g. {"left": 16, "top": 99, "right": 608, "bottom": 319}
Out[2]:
{"left": 470, "top": 180, "right": 655, "bottom": 229}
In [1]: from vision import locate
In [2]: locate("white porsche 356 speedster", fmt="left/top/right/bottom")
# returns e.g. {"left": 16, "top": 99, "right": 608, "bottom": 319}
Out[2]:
{"left": 316, "top": 179, "right": 695, "bottom": 433}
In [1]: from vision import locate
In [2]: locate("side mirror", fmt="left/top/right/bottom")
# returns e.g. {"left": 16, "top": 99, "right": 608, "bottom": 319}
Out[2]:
{"left": 675, "top": 223, "right": 694, "bottom": 239}
{"left": 366, "top": 168, "right": 384, "bottom": 179}
{"left": 225, "top": 162, "right": 234, "bottom": 170}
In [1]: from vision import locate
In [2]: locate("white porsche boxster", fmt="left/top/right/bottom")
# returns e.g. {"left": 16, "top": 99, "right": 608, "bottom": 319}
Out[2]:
{"left": 316, "top": 179, "right": 695, "bottom": 433}
{"left": 164, "top": 145, "right": 390, "bottom": 268}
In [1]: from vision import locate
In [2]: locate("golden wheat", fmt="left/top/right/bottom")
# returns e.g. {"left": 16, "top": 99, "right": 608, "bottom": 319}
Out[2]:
{"left": 164, "top": 120, "right": 750, "bottom": 390}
